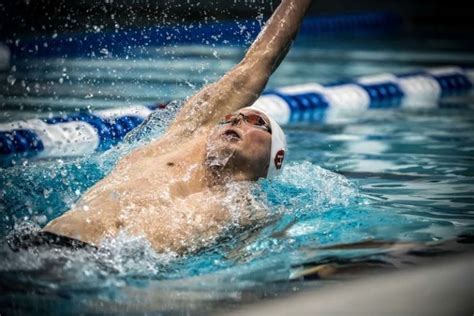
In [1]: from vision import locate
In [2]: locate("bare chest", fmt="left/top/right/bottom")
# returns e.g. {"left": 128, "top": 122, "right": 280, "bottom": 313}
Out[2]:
{"left": 44, "top": 133, "right": 245, "bottom": 252}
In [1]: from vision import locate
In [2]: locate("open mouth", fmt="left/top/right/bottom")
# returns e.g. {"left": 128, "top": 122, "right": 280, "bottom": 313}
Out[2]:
{"left": 222, "top": 129, "right": 241, "bottom": 142}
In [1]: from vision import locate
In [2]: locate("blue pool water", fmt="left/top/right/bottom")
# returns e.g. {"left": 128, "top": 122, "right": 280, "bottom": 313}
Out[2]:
{"left": 1, "top": 34, "right": 474, "bottom": 314}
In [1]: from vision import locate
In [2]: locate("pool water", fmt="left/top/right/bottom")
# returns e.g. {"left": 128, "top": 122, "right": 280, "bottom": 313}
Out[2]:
{"left": 1, "top": 34, "right": 474, "bottom": 314}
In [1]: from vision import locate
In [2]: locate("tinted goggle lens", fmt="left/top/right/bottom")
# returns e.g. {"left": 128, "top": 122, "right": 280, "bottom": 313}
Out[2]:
{"left": 221, "top": 113, "right": 271, "bottom": 133}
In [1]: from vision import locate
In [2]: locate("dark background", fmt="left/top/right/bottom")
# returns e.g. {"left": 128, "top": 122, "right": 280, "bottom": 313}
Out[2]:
{"left": 1, "top": 0, "right": 474, "bottom": 41}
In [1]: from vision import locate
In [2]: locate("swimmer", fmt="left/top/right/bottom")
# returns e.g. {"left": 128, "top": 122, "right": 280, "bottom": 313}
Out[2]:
{"left": 41, "top": 0, "right": 313, "bottom": 254}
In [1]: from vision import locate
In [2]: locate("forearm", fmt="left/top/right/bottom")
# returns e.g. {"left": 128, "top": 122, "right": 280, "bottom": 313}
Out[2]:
{"left": 167, "top": 0, "right": 312, "bottom": 136}
{"left": 243, "top": 0, "right": 312, "bottom": 72}
{"left": 227, "top": 0, "right": 312, "bottom": 95}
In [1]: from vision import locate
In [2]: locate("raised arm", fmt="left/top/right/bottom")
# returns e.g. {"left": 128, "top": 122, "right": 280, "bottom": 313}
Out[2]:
{"left": 166, "top": 0, "right": 312, "bottom": 138}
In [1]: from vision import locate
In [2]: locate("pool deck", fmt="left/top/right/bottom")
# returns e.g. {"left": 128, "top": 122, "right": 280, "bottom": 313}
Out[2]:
{"left": 222, "top": 251, "right": 474, "bottom": 316}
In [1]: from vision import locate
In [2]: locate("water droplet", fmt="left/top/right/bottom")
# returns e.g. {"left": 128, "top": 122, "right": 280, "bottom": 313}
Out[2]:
{"left": 7, "top": 75, "right": 16, "bottom": 85}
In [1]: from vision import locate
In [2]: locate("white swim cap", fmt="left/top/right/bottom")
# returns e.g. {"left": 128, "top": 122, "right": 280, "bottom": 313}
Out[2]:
{"left": 245, "top": 106, "right": 287, "bottom": 178}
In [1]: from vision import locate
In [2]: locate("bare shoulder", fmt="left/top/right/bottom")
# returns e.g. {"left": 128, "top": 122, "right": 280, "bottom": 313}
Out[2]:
{"left": 117, "top": 125, "right": 211, "bottom": 169}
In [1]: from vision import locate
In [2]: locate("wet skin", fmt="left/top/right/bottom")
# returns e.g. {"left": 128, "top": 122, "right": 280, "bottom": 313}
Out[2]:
{"left": 42, "top": 0, "right": 313, "bottom": 253}
{"left": 206, "top": 108, "right": 272, "bottom": 182}
{"left": 43, "top": 109, "right": 272, "bottom": 253}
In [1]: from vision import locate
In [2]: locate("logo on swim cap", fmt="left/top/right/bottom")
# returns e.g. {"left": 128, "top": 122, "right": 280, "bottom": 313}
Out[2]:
{"left": 274, "top": 149, "right": 285, "bottom": 170}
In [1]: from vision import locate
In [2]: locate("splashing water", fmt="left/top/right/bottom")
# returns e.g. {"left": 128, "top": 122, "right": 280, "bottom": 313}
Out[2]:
{"left": 0, "top": 103, "right": 362, "bottom": 289}
{"left": 205, "top": 138, "right": 237, "bottom": 173}
{"left": 2, "top": 25, "right": 474, "bottom": 313}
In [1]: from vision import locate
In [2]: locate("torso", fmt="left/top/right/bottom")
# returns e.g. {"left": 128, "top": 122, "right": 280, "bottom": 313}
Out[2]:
{"left": 43, "top": 128, "right": 257, "bottom": 253}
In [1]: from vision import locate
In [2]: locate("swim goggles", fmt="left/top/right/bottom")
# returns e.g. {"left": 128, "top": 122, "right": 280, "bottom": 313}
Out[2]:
{"left": 219, "top": 112, "right": 272, "bottom": 134}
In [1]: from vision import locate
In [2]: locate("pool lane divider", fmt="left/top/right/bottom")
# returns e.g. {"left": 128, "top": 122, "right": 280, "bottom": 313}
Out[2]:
{"left": 6, "top": 11, "right": 401, "bottom": 59}
{"left": 1, "top": 66, "right": 473, "bottom": 162}
{"left": 253, "top": 66, "right": 473, "bottom": 124}
{"left": 0, "top": 106, "right": 158, "bottom": 160}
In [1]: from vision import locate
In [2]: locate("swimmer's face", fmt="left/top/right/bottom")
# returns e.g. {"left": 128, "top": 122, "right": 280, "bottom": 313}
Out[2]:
{"left": 206, "top": 108, "right": 272, "bottom": 180}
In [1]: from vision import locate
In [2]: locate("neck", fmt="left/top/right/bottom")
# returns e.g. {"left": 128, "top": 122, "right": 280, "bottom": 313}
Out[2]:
{"left": 181, "top": 135, "right": 232, "bottom": 190}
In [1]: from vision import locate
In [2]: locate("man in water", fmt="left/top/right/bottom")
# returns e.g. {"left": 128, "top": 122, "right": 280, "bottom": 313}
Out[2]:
{"left": 40, "top": 0, "right": 313, "bottom": 254}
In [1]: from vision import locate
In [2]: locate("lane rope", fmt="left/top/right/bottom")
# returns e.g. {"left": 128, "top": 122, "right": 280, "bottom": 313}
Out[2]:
{"left": 1, "top": 66, "right": 472, "bottom": 162}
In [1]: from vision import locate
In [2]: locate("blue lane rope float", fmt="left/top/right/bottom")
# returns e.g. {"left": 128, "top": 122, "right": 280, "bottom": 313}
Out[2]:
{"left": 253, "top": 66, "right": 474, "bottom": 124}
{"left": 0, "top": 66, "right": 473, "bottom": 163}
{"left": 6, "top": 11, "right": 401, "bottom": 59}
{"left": 0, "top": 106, "right": 158, "bottom": 161}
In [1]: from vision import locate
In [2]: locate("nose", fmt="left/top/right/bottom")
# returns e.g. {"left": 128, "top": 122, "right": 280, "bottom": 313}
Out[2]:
{"left": 230, "top": 114, "right": 244, "bottom": 126}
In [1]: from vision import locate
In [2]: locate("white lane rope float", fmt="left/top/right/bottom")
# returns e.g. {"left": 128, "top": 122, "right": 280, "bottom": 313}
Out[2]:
{"left": 1, "top": 66, "right": 472, "bottom": 162}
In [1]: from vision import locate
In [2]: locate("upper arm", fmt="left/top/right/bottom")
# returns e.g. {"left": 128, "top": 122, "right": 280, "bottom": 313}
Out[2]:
{"left": 165, "top": 59, "right": 271, "bottom": 139}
